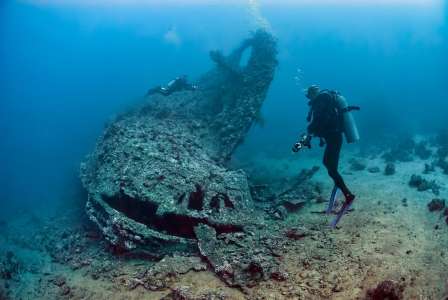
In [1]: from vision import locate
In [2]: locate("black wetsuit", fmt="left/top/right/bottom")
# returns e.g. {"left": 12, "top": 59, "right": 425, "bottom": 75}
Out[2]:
{"left": 307, "top": 91, "right": 353, "bottom": 199}
{"left": 147, "top": 77, "right": 196, "bottom": 96}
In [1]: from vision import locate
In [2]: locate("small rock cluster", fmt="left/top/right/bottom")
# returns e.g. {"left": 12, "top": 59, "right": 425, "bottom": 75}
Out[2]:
{"left": 366, "top": 280, "right": 404, "bottom": 300}
{"left": 427, "top": 198, "right": 448, "bottom": 225}
{"left": 380, "top": 136, "right": 448, "bottom": 179}
{"left": 124, "top": 256, "right": 207, "bottom": 291}
{"left": 50, "top": 275, "right": 71, "bottom": 297}
{"left": 349, "top": 158, "right": 367, "bottom": 171}
{"left": 384, "top": 162, "right": 396, "bottom": 176}
{"left": 368, "top": 166, "right": 381, "bottom": 174}
{"left": 381, "top": 137, "right": 419, "bottom": 163}
{"left": 427, "top": 198, "right": 445, "bottom": 212}
{"left": 408, "top": 174, "right": 440, "bottom": 195}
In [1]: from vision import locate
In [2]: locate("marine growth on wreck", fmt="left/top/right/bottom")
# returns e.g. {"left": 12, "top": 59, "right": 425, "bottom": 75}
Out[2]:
{"left": 80, "top": 30, "right": 278, "bottom": 252}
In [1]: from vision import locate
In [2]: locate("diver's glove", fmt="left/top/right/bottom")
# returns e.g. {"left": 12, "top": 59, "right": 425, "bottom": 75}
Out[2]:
{"left": 292, "top": 134, "right": 312, "bottom": 152}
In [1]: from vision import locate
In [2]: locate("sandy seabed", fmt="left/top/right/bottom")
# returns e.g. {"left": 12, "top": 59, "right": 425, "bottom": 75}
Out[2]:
{"left": 1, "top": 149, "right": 447, "bottom": 300}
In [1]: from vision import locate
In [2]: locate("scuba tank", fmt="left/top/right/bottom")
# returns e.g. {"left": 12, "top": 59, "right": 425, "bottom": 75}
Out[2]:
{"left": 334, "top": 94, "right": 360, "bottom": 144}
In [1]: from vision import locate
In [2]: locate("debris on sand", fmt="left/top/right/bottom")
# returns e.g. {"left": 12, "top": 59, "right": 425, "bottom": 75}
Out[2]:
{"left": 49, "top": 275, "right": 71, "bottom": 297}
{"left": 384, "top": 163, "right": 396, "bottom": 176}
{"left": 194, "top": 223, "right": 288, "bottom": 289}
{"left": 268, "top": 167, "right": 321, "bottom": 220}
{"left": 366, "top": 280, "right": 404, "bottom": 300}
{"left": 427, "top": 200, "right": 448, "bottom": 226}
{"left": 50, "top": 275, "right": 66, "bottom": 287}
{"left": 284, "top": 227, "right": 309, "bottom": 240}
{"left": 408, "top": 174, "right": 440, "bottom": 195}
{"left": 401, "top": 198, "right": 408, "bottom": 207}
{"left": 427, "top": 199, "right": 445, "bottom": 212}
{"left": 125, "top": 255, "right": 207, "bottom": 291}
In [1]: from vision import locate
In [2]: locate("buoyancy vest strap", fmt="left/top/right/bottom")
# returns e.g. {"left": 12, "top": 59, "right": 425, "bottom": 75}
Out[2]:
{"left": 341, "top": 106, "right": 360, "bottom": 113}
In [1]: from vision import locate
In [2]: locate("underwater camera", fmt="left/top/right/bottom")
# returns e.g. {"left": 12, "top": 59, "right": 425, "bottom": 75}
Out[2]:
{"left": 292, "top": 134, "right": 312, "bottom": 152}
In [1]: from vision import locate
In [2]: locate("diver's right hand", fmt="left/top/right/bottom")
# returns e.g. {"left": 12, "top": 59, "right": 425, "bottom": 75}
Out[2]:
{"left": 292, "top": 142, "right": 302, "bottom": 152}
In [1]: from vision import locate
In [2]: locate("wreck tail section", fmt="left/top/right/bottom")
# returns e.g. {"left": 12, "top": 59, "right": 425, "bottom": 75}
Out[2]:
{"left": 205, "top": 29, "right": 278, "bottom": 163}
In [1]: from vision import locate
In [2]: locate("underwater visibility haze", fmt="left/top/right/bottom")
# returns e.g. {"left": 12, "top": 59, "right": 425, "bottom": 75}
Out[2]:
{"left": 1, "top": 0, "right": 448, "bottom": 299}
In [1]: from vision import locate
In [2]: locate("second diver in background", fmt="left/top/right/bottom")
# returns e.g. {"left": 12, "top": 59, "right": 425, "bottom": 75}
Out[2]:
{"left": 147, "top": 75, "right": 198, "bottom": 96}
{"left": 293, "top": 85, "right": 360, "bottom": 227}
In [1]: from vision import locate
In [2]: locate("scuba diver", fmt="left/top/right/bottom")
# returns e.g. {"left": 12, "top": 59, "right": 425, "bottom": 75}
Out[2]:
{"left": 292, "top": 85, "right": 360, "bottom": 227}
{"left": 146, "top": 75, "right": 198, "bottom": 96}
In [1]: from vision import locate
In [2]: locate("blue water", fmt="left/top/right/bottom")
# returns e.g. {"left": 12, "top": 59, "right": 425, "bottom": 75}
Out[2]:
{"left": 1, "top": 1, "right": 447, "bottom": 215}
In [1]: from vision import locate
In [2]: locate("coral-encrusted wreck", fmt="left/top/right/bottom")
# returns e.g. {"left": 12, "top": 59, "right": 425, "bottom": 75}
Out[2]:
{"left": 80, "top": 30, "right": 277, "bottom": 252}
